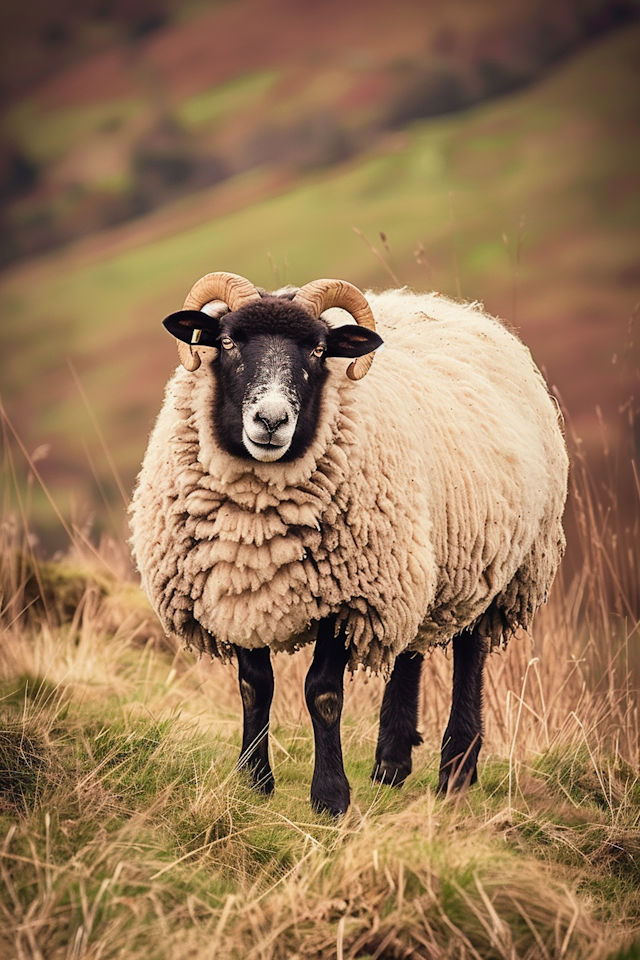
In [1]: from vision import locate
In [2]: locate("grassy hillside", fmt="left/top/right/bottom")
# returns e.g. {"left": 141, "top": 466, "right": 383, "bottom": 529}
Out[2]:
{"left": 0, "top": 458, "right": 639, "bottom": 958}
{"left": 3, "top": 0, "right": 636, "bottom": 259}
{"left": 1, "top": 26, "right": 639, "bottom": 544}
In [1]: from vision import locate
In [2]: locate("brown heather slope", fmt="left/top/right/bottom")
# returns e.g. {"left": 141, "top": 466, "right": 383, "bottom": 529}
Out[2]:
{"left": 1, "top": 0, "right": 637, "bottom": 261}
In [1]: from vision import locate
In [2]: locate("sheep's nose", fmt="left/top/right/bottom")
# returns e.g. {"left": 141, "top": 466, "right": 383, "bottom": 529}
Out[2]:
{"left": 256, "top": 408, "right": 289, "bottom": 434}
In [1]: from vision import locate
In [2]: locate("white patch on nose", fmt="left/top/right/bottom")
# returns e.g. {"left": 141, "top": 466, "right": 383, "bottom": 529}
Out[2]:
{"left": 242, "top": 341, "right": 300, "bottom": 462}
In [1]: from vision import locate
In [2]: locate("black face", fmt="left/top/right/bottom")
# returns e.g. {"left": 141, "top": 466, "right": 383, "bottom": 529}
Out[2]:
{"left": 163, "top": 295, "right": 383, "bottom": 463}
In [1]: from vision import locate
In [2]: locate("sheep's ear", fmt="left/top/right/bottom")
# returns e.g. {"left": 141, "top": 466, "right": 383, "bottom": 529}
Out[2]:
{"left": 162, "top": 310, "right": 221, "bottom": 347}
{"left": 325, "top": 324, "right": 384, "bottom": 358}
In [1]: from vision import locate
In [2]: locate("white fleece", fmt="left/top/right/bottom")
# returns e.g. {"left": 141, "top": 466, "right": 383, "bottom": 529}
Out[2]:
{"left": 130, "top": 289, "right": 568, "bottom": 675}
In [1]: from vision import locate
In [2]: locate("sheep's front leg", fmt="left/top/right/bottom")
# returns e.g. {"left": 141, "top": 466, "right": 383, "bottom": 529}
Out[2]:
{"left": 372, "top": 651, "right": 423, "bottom": 786}
{"left": 305, "top": 619, "right": 351, "bottom": 815}
{"left": 438, "top": 628, "right": 487, "bottom": 794}
{"left": 235, "top": 645, "right": 275, "bottom": 794}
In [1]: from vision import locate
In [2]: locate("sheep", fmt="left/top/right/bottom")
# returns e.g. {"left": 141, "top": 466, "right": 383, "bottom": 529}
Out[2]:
{"left": 130, "top": 272, "right": 568, "bottom": 815}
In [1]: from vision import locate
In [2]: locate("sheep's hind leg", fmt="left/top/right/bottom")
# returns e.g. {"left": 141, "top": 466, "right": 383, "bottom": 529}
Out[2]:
{"left": 438, "top": 627, "right": 487, "bottom": 794}
{"left": 372, "top": 651, "right": 423, "bottom": 786}
{"left": 235, "top": 646, "right": 275, "bottom": 794}
{"left": 305, "top": 619, "right": 351, "bottom": 816}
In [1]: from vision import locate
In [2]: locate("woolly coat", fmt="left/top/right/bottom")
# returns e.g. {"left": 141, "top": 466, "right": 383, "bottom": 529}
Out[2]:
{"left": 130, "top": 289, "right": 568, "bottom": 675}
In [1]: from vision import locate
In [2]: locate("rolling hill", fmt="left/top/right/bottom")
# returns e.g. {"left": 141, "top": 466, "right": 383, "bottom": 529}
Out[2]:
{"left": 2, "top": 0, "right": 637, "bottom": 261}
{"left": 0, "top": 24, "right": 639, "bottom": 548}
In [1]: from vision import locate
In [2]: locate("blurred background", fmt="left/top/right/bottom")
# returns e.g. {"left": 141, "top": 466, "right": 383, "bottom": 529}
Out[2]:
{"left": 0, "top": 0, "right": 638, "bottom": 585}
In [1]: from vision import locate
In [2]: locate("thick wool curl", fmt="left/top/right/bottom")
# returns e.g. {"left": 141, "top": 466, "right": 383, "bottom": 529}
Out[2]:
{"left": 130, "top": 290, "right": 568, "bottom": 676}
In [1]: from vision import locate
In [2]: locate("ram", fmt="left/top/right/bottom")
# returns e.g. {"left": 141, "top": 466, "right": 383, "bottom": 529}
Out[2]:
{"left": 130, "top": 272, "right": 568, "bottom": 815}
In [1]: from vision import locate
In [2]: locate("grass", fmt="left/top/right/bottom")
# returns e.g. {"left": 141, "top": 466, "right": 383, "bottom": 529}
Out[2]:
{"left": 2, "top": 97, "right": 147, "bottom": 166}
{"left": 0, "top": 421, "right": 639, "bottom": 958}
{"left": 177, "top": 70, "right": 280, "bottom": 129}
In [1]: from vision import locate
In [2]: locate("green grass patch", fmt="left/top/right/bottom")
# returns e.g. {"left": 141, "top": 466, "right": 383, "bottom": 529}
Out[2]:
{"left": 3, "top": 97, "right": 146, "bottom": 165}
{"left": 178, "top": 71, "right": 280, "bottom": 129}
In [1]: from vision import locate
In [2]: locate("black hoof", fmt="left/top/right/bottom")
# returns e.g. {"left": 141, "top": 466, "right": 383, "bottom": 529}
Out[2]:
{"left": 310, "top": 776, "right": 350, "bottom": 816}
{"left": 437, "top": 754, "right": 478, "bottom": 795}
{"left": 311, "top": 792, "right": 350, "bottom": 816}
{"left": 371, "top": 758, "right": 411, "bottom": 787}
{"left": 239, "top": 756, "right": 275, "bottom": 795}
{"left": 252, "top": 770, "right": 275, "bottom": 794}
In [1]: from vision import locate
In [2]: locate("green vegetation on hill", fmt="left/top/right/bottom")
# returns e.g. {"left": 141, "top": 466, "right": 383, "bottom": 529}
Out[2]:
{"left": 1, "top": 26, "right": 639, "bottom": 543}
{"left": 4, "top": 97, "right": 147, "bottom": 167}
{"left": 178, "top": 70, "right": 280, "bottom": 129}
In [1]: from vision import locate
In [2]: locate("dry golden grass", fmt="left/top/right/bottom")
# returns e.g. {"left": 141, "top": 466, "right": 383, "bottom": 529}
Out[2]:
{"left": 0, "top": 420, "right": 639, "bottom": 959}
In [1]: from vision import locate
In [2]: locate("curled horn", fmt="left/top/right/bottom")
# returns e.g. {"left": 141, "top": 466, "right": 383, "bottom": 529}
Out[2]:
{"left": 294, "top": 279, "right": 377, "bottom": 380}
{"left": 177, "top": 272, "right": 261, "bottom": 371}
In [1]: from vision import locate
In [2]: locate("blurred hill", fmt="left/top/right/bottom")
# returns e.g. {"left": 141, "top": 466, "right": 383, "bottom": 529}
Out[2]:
{"left": 1, "top": 0, "right": 638, "bottom": 263}
{"left": 0, "top": 19, "right": 638, "bottom": 557}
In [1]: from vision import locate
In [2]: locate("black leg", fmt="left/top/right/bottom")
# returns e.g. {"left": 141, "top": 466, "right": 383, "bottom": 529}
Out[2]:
{"left": 372, "top": 651, "right": 423, "bottom": 786}
{"left": 304, "top": 618, "right": 351, "bottom": 815}
{"left": 235, "top": 645, "right": 275, "bottom": 794}
{"left": 438, "top": 627, "right": 488, "bottom": 794}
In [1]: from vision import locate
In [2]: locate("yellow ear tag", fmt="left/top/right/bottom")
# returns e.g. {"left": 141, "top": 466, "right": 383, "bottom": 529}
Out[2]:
{"left": 191, "top": 328, "right": 203, "bottom": 345}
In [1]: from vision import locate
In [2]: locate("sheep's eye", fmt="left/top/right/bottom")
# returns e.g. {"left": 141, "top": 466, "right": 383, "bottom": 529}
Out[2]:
{"left": 220, "top": 337, "right": 235, "bottom": 351}
{"left": 311, "top": 345, "right": 325, "bottom": 358}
